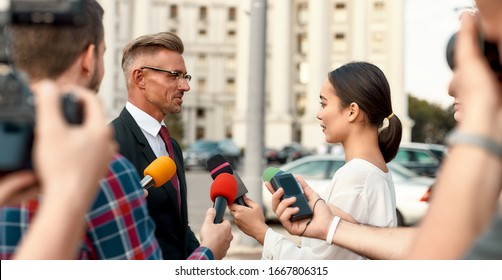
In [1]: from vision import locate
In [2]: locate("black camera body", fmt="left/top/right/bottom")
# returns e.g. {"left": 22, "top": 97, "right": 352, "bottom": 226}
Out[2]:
{"left": 446, "top": 31, "right": 502, "bottom": 81}
{"left": 0, "top": 0, "right": 84, "bottom": 174}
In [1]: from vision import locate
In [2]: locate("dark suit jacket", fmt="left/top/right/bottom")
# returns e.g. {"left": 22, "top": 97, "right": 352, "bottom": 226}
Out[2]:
{"left": 111, "top": 108, "right": 200, "bottom": 259}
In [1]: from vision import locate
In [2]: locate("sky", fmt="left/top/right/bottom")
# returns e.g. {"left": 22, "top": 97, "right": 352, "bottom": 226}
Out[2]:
{"left": 405, "top": 0, "right": 474, "bottom": 108}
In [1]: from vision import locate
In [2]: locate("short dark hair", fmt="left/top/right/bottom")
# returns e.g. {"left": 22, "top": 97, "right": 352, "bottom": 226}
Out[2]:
{"left": 8, "top": 0, "right": 104, "bottom": 80}
{"left": 328, "top": 62, "right": 403, "bottom": 163}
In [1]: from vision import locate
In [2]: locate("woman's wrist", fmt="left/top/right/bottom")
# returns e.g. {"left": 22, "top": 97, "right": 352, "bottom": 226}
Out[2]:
{"left": 325, "top": 216, "right": 341, "bottom": 245}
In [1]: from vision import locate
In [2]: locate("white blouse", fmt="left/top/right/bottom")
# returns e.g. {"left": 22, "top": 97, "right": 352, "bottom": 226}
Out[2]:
{"left": 262, "top": 158, "right": 397, "bottom": 260}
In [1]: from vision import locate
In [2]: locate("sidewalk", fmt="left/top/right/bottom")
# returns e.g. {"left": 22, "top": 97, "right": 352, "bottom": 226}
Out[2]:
{"left": 224, "top": 227, "right": 263, "bottom": 260}
{"left": 224, "top": 223, "right": 301, "bottom": 260}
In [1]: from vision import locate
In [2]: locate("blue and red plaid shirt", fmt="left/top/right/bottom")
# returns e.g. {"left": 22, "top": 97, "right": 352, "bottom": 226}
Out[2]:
{"left": 0, "top": 155, "right": 213, "bottom": 260}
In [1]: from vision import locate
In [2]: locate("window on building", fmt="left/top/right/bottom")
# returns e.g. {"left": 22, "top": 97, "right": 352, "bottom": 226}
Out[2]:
{"left": 333, "top": 2, "right": 348, "bottom": 22}
{"left": 169, "top": 5, "right": 178, "bottom": 19}
{"left": 297, "top": 33, "right": 308, "bottom": 55}
{"left": 227, "top": 29, "right": 236, "bottom": 42}
{"left": 197, "top": 78, "right": 207, "bottom": 93}
{"left": 196, "top": 108, "right": 206, "bottom": 118}
{"left": 198, "top": 29, "right": 207, "bottom": 41}
{"left": 297, "top": 3, "right": 308, "bottom": 26}
{"left": 374, "top": 1, "right": 385, "bottom": 10}
{"left": 226, "top": 54, "right": 236, "bottom": 70}
{"left": 197, "top": 54, "right": 207, "bottom": 68}
{"left": 296, "top": 93, "right": 306, "bottom": 117}
{"left": 333, "top": 32, "right": 347, "bottom": 53}
{"left": 199, "top": 6, "right": 207, "bottom": 21}
{"left": 228, "top": 7, "right": 237, "bottom": 21}
{"left": 225, "top": 78, "right": 235, "bottom": 94}
{"left": 196, "top": 127, "right": 205, "bottom": 139}
{"left": 372, "top": 31, "right": 386, "bottom": 53}
{"left": 298, "top": 62, "right": 309, "bottom": 84}
{"left": 372, "top": 1, "right": 385, "bottom": 21}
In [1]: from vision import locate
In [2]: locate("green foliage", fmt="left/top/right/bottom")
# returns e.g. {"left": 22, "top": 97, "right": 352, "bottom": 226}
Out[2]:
{"left": 164, "top": 113, "right": 185, "bottom": 148}
{"left": 408, "top": 95, "right": 455, "bottom": 143}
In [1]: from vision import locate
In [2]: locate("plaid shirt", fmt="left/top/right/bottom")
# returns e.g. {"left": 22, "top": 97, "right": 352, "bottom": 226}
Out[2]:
{"left": 0, "top": 154, "right": 162, "bottom": 260}
{"left": 187, "top": 246, "right": 214, "bottom": 260}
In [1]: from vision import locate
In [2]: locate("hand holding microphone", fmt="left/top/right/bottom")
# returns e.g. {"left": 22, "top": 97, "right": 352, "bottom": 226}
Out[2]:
{"left": 210, "top": 173, "right": 237, "bottom": 224}
{"left": 207, "top": 154, "right": 249, "bottom": 206}
{"left": 262, "top": 167, "right": 313, "bottom": 222}
{"left": 141, "top": 156, "right": 176, "bottom": 190}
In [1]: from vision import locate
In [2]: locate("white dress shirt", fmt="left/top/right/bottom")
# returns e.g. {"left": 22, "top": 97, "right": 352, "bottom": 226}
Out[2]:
{"left": 125, "top": 102, "right": 169, "bottom": 158}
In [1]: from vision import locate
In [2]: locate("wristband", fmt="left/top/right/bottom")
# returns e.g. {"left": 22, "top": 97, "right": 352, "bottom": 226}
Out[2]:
{"left": 446, "top": 129, "right": 502, "bottom": 159}
{"left": 326, "top": 216, "right": 341, "bottom": 245}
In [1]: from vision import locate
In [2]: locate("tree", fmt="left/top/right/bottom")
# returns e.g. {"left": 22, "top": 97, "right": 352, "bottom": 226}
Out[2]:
{"left": 164, "top": 113, "right": 184, "bottom": 148}
{"left": 408, "top": 95, "right": 455, "bottom": 143}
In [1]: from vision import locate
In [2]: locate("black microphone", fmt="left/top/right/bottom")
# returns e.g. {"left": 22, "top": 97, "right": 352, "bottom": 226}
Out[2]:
{"left": 210, "top": 173, "right": 238, "bottom": 224}
{"left": 207, "top": 154, "right": 249, "bottom": 206}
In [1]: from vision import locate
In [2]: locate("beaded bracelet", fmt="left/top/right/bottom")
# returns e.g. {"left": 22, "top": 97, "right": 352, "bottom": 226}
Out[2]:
{"left": 445, "top": 129, "right": 502, "bottom": 159}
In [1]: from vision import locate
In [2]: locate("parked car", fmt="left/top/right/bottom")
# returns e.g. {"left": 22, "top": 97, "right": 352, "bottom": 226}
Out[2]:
{"left": 264, "top": 147, "right": 280, "bottom": 164}
{"left": 184, "top": 139, "right": 241, "bottom": 170}
{"left": 276, "top": 143, "right": 313, "bottom": 164}
{"left": 262, "top": 154, "right": 435, "bottom": 226}
{"left": 394, "top": 142, "right": 447, "bottom": 177}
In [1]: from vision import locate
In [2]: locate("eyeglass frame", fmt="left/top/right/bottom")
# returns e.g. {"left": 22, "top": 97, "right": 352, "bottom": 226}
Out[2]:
{"left": 140, "top": 66, "right": 192, "bottom": 84}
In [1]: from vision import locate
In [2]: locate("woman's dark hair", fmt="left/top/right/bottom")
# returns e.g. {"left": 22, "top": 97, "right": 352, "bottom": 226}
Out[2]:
{"left": 328, "top": 61, "right": 402, "bottom": 163}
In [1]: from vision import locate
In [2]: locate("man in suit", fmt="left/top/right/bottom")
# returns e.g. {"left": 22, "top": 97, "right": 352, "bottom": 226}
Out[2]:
{"left": 1, "top": 2, "right": 231, "bottom": 260}
{"left": 111, "top": 32, "right": 203, "bottom": 259}
{"left": 0, "top": 0, "right": 162, "bottom": 259}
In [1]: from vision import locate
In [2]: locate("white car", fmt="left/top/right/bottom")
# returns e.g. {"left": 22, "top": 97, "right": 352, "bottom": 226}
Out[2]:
{"left": 262, "top": 154, "right": 435, "bottom": 226}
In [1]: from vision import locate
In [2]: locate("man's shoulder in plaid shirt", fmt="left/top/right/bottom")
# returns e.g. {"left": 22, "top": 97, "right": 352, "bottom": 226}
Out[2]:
{"left": 0, "top": 154, "right": 162, "bottom": 260}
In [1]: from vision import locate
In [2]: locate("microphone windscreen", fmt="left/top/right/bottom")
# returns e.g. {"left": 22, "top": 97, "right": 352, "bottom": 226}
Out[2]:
{"left": 207, "top": 154, "right": 233, "bottom": 179}
{"left": 210, "top": 173, "right": 238, "bottom": 205}
{"left": 144, "top": 156, "right": 177, "bottom": 187}
{"left": 262, "top": 167, "right": 282, "bottom": 182}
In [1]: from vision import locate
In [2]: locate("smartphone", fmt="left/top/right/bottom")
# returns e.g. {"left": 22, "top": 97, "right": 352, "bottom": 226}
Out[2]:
{"left": 270, "top": 173, "right": 313, "bottom": 222}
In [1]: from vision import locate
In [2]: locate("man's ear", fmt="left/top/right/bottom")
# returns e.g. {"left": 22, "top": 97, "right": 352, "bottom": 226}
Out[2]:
{"left": 132, "top": 68, "right": 146, "bottom": 89}
{"left": 348, "top": 102, "right": 360, "bottom": 122}
{"left": 81, "top": 44, "right": 96, "bottom": 77}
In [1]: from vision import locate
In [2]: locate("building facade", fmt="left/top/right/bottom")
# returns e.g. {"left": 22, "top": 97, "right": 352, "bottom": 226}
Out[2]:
{"left": 99, "top": 0, "right": 412, "bottom": 150}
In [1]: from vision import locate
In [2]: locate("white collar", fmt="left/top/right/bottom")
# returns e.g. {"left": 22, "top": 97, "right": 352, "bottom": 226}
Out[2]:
{"left": 125, "top": 102, "right": 165, "bottom": 137}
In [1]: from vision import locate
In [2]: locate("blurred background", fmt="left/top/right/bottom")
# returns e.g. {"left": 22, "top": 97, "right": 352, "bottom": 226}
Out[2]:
{"left": 93, "top": 0, "right": 472, "bottom": 259}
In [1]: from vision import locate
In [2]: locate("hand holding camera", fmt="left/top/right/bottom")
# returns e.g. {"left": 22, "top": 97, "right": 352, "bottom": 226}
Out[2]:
{"left": 0, "top": 68, "right": 83, "bottom": 174}
{"left": 31, "top": 80, "right": 116, "bottom": 198}
{"left": 446, "top": 21, "right": 502, "bottom": 81}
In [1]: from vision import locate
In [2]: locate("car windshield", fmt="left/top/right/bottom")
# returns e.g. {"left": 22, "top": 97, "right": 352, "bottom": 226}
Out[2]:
{"left": 388, "top": 162, "right": 419, "bottom": 179}
{"left": 189, "top": 140, "right": 218, "bottom": 151}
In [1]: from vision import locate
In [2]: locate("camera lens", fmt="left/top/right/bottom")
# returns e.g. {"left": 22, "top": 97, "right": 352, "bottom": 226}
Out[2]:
{"left": 446, "top": 32, "right": 457, "bottom": 71}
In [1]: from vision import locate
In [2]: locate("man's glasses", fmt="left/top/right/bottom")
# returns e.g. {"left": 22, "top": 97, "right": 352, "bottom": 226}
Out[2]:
{"left": 140, "top": 66, "right": 192, "bottom": 84}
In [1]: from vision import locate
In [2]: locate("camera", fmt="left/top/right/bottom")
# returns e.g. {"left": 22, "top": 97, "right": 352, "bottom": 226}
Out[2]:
{"left": 0, "top": 0, "right": 84, "bottom": 174}
{"left": 446, "top": 30, "right": 502, "bottom": 81}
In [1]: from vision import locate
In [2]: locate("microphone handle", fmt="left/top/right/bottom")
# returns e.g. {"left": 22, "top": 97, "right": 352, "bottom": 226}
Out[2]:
{"left": 213, "top": 196, "right": 228, "bottom": 224}
{"left": 141, "top": 175, "right": 154, "bottom": 189}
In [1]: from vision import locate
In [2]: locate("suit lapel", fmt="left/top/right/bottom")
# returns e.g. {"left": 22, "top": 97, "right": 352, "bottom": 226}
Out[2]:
{"left": 120, "top": 109, "right": 183, "bottom": 219}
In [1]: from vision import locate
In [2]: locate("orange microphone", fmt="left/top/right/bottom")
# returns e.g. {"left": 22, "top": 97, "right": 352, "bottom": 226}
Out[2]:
{"left": 141, "top": 156, "right": 177, "bottom": 189}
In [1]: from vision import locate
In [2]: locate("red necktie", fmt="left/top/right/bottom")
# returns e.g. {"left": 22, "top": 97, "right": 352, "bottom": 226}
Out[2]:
{"left": 159, "top": 125, "right": 181, "bottom": 210}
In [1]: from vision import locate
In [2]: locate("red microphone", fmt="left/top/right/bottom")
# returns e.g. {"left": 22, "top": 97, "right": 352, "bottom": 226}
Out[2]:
{"left": 210, "top": 173, "right": 238, "bottom": 224}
